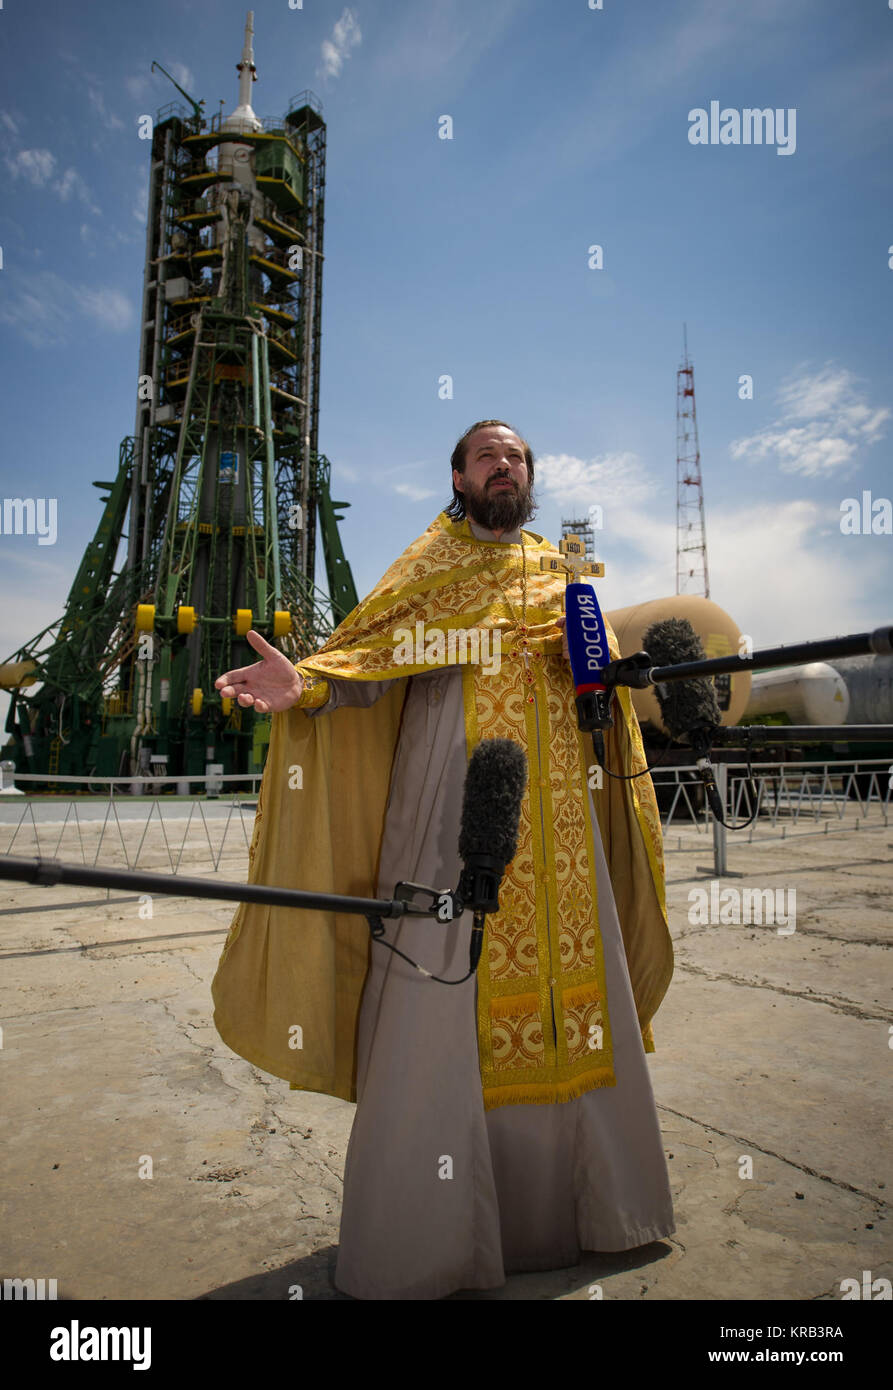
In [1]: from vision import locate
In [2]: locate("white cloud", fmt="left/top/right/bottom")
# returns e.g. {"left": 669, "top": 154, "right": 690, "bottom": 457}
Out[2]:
{"left": 87, "top": 85, "right": 125, "bottom": 131}
{"left": 58, "top": 167, "right": 101, "bottom": 214}
{"left": 776, "top": 365, "right": 856, "bottom": 420}
{"left": 133, "top": 183, "right": 149, "bottom": 224}
{"left": 530, "top": 441, "right": 887, "bottom": 640}
{"left": 591, "top": 497, "right": 887, "bottom": 646}
{"left": 5, "top": 147, "right": 56, "bottom": 186}
{"left": 592, "top": 519, "right": 678, "bottom": 615}
{"left": 126, "top": 62, "right": 196, "bottom": 110}
{"left": 730, "top": 425, "right": 858, "bottom": 476}
{"left": 319, "top": 7, "right": 362, "bottom": 80}
{"left": 125, "top": 75, "right": 152, "bottom": 102}
{"left": 70, "top": 285, "right": 134, "bottom": 333}
{"left": 370, "top": 0, "right": 525, "bottom": 84}
{"left": 168, "top": 62, "right": 196, "bottom": 94}
{"left": 4, "top": 146, "right": 100, "bottom": 214}
{"left": 0, "top": 273, "right": 59, "bottom": 347}
{"left": 730, "top": 365, "right": 890, "bottom": 478}
{"left": 535, "top": 450, "right": 654, "bottom": 512}
{"left": 683, "top": 500, "right": 885, "bottom": 644}
{"left": 0, "top": 270, "right": 133, "bottom": 347}
{"left": 394, "top": 481, "right": 438, "bottom": 502}
{"left": 524, "top": 448, "right": 675, "bottom": 606}
{"left": 0, "top": 110, "right": 21, "bottom": 135}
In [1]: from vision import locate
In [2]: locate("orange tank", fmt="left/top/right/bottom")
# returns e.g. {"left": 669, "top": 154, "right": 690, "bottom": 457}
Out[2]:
{"left": 604, "top": 594, "right": 751, "bottom": 735}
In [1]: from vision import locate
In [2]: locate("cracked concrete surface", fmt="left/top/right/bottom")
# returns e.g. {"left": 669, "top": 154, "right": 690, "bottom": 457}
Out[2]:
{"left": 0, "top": 814, "right": 890, "bottom": 1300}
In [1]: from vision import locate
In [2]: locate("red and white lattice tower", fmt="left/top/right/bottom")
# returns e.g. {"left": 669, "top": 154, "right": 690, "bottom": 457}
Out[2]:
{"left": 675, "top": 325, "right": 710, "bottom": 597}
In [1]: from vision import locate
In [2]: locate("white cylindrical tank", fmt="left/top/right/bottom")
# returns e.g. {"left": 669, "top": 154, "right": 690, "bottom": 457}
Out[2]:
{"left": 827, "top": 654, "right": 893, "bottom": 725}
{"left": 743, "top": 662, "right": 850, "bottom": 725}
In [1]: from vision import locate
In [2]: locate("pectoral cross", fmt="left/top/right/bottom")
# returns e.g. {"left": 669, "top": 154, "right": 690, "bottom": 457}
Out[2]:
{"left": 517, "top": 537, "right": 606, "bottom": 701}
{"left": 542, "top": 538, "right": 611, "bottom": 745}
{"left": 539, "top": 535, "right": 605, "bottom": 585}
{"left": 539, "top": 535, "right": 605, "bottom": 665}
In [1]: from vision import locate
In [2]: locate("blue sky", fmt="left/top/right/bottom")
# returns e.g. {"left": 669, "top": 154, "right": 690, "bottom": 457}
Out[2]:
{"left": 1, "top": 0, "right": 891, "bottom": 724}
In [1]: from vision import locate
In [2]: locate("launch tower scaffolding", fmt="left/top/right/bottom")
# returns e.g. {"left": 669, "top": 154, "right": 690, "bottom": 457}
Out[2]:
{"left": 2, "top": 16, "right": 357, "bottom": 785}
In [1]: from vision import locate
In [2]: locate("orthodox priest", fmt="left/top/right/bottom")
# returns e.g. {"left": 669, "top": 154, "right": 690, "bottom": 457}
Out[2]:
{"left": 211, "top": 419, "right": 675, "bottom": 1300}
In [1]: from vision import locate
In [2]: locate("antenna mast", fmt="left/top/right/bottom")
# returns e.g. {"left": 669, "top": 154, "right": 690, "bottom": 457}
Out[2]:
{"left": 675, "top": 324, "right": 710, "bottom": 597}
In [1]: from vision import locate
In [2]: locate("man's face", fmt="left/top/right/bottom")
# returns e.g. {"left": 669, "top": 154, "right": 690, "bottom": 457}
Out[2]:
{"left": 452, "top": 426, "right": 533, "bottom": 532}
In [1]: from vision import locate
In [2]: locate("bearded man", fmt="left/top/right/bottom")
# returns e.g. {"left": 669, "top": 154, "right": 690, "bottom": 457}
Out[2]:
{"left": 211, "top": 419, "right": 675, "bottom": 1300}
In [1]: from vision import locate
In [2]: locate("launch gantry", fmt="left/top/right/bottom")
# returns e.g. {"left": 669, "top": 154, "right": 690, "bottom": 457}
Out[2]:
{"left": 2, "top": 12, "right": 358, "bottom": 784}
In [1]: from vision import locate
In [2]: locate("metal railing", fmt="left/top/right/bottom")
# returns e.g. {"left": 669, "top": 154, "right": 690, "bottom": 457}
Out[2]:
{"left": 199, "top": 110, "right": 310, "bottom": 152}
{"left": 0, "top": 773, "right": 260, "bottom": 878}
{"left": 654, "top": 756, "right": 892, "bottom": 875}
{"left": 0, "top": 760, "right": 889, "bottom": 898}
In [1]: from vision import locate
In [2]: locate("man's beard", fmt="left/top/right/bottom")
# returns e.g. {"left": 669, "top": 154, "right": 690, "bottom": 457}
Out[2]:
{"left": 462, "top": 475, "right": 534, "bottom": 533}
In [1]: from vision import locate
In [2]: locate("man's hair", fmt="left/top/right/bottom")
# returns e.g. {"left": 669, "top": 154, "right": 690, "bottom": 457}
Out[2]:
{"left": 445, "top": 419, "right": 536, "bottom": 521}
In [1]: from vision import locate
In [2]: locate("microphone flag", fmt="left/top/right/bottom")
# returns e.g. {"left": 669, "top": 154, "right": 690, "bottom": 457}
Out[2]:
{"left": 566, "top": 581, "right": 610, "bottom": 693}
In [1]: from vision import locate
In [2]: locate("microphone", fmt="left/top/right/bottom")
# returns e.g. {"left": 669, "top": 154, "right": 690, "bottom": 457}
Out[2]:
{"left": 642, "top": 617, "right": 725, "bottom": 820}
{"left": 456, "top": 738, "right": 527, "bottom": 973}
{"left": 565, "top": 581, "right": 614, "bottom": 763}
{"left": 641, "top": 617, "right": 723, "bottom": 739}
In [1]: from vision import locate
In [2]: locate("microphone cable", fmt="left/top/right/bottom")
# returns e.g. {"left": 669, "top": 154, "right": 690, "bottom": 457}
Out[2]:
{"left": 364, "top": 916, "right": 479, "bottom": 985}
{"left": 366, "top": 738, "right": 526, "bottom": 984}
{"left": 579, "top": 611, "right": 759, "bottom": 826}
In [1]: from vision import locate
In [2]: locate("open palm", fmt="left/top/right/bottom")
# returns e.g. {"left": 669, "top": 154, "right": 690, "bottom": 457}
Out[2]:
{"left": 215, "top": 630, "right": 304, "bottom": 714}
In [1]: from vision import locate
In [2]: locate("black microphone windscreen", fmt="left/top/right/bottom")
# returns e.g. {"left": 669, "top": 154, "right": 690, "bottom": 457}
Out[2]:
{"left": 458, "top": 738, "right": 527, "bottom": 864}
{"left": 642, "top": 617, "right": 723, "bottom": 740}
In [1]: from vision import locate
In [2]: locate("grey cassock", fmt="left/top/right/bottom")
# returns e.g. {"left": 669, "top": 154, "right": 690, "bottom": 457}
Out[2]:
{"left": 305, "top": 660, "right": 675, "bottom": 1301}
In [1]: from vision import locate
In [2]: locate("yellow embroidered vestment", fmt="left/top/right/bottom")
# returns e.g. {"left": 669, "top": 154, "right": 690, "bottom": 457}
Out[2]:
{"left": 211, "top": 513, "right": 673, "bottom": 1110}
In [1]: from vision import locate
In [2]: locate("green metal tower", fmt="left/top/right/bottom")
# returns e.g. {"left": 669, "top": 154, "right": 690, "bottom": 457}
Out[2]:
{"left": 2, "top": 13, "right": 358, "bottom": 786}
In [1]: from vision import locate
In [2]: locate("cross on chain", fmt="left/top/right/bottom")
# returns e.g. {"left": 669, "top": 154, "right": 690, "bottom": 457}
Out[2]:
{"left": 514, "top": 537, "right": 606, "bottom": 701}
{"left": 539, "top": 534, "right": 605, "bottom": 586}
{"left": 534, "top": 535, "right": 605, "bottom": 676}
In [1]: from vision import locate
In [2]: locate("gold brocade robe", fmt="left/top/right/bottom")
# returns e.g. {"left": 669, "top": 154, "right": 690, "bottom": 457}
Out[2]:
{"left": 211, "top": 513, "right": 673, "bottom": 1110}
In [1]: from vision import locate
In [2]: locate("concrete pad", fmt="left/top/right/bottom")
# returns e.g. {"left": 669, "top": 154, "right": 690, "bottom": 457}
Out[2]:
{"left": 1, "top": 817, "right": 890, "bottom": 1300}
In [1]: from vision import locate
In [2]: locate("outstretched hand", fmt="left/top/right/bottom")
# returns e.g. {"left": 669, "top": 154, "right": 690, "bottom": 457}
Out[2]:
{"left": 215, "top": 629, "right": 304, "bottom": 714}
